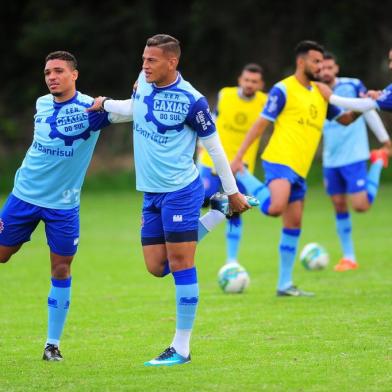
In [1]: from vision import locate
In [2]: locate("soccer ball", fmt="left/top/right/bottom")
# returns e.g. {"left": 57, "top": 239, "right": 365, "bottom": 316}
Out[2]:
{"left": 218, "top": 263, "right": 250, "bottom": 293}
{"left": 300, "top": 243, "right": 329, "bottom": 270}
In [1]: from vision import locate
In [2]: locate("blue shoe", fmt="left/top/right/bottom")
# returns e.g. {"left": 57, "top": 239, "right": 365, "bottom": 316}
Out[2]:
{"left": 144, "top": 347, "right": 191, "bottom": 367}
{"left": 210, "top": 192, "right": 259, "bottom": 217}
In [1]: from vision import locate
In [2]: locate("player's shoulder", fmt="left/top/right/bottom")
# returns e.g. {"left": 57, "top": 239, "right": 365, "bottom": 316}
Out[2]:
{"left": 35, "top": 94, "right": 53, "bottom": 111}
{"left": 178, "top": 75, "right": 204, "bottom": 101}
{"left": 220, "top": 86, "right": 237, "bottom": 95}
{"left": 75, "top": 91, "right": 94, "bottom": 105}
{"left": 337, "top": 76, "right": 362, "bottom": 85}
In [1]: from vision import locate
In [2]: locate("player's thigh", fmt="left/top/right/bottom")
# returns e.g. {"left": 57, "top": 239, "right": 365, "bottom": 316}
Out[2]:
{"left": 43, "top": 206, "right": 80, "bottom": 257}
{"left": 282, "top": 200, "right": 304, "bottom": 228}
{"left": 142, "top": 244, "right": 168, "bottom": 276}
{"left": 268, "top": 179, "right": 291, "bottom": 215}
{"left": 0, "top": 194, "right": 40, "bottom": 255}
{"left": 162, "top": 177, "right": 204, "bottom": 269}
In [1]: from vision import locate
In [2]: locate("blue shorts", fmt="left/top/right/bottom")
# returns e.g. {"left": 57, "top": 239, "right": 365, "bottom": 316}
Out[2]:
{"left": 262, "top": 161, "right": 307, "bottom": 203}
{"left": 141, "top": 176, "right": 204, "bottom": 245}
{"left": 199, "top": 164, "right": 246, "bottom": 200}
{"left": 323, "top": 161, "right": 367, "bottom": 195}
{"left": 0, "top": 194, "right": 80, "bottom": 256}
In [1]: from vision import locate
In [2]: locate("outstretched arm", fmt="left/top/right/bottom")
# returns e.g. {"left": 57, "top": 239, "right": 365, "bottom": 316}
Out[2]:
{"left": 87, "top": 96, "right": 133, "bottom": 123}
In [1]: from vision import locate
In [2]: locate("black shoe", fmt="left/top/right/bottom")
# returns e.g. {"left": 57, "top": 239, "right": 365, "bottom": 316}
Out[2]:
{"left": 42, "top": 344, "right": 63, "bottom": 361}
{"left": 277, "top": 285, "right": 315, "bottom": 297}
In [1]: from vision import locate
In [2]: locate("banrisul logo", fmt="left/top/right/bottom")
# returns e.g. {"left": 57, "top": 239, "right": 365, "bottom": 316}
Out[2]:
{"left": 43, "top": 97, "right": 95, "bottom": 146}
{"left": 143, "top": 87, "right": 195, "bottom": 134}
{"left": 0, "top": 218, "right": 4, "bottom": 234}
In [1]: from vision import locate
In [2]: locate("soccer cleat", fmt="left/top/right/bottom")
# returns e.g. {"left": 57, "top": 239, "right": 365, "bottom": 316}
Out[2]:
{"left": 370, "top": 149, "right": 389, "bottom": 168}
{"left": 42, "top": 344, "right": 63, "bottom": 361}
{"left": 276, "top": 285, "right": 315, "bottom": 297}
{"left": 144, "top": 347, "right": 190, "bottom": 367}
{"left": 334, "top": 258, "right": 358, "bottom": 272}
{"left": 210, "top": 192, "right": 259, "bottom": 217}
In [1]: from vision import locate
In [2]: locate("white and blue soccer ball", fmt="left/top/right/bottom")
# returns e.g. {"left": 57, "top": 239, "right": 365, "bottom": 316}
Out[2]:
{"left": 300, "top": 243, "right": 329, "bottom": 270}
{"left": 218, "top": 263, "right": 250, "bottom": 293}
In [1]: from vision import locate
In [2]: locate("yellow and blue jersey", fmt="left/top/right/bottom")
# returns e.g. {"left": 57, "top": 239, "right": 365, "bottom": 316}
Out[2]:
{"left": 199, "top": 87, "right": 267, "bottom": 173}
{"left": 261, "top": 75, "right": 342, "bottom": 178}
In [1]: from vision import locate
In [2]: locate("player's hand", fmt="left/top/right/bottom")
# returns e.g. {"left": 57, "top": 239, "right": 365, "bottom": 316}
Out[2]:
{"left": 86, "top": 96, "right": 106, "bottom": 112}
{"left": 315, "top": 82, "right": 333, "bottom": 100}
{"left": 231, "top": 157, "right": 245, "bottom": 174}
{"left": 361, "top": 90, "right": 382, "bottom": 100}
{"left": 228, "top": 192, "right": 251, "bottom": 214}
{"left": 382, "top": 140, "right": 392, "bottom": 156}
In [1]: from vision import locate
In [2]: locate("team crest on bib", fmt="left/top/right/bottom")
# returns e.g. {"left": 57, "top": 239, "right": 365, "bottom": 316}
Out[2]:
{"left": 0, "top": 218, "right": 4, "bottom": 234}
{"left": 143, "top": 88, "right": 195, "bottom": 134}
{"left": 44, "top": 100, "right": 95, "bottom": 146}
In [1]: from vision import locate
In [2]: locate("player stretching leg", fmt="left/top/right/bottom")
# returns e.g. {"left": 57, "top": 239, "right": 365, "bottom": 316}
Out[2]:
{"left": 198, "top": 63, "right": 267, "bottom": 265}
{"left": 0, "top": 52, "right": 131, "bottom": 361}
{"left": 320, "top": 52, "right": 391, "bottom": 271}
{"left": 230, "top": 41, "right": 384, "bottom": 297}
{"left": 88, "top": 35, "right": 253, "bottom": 366}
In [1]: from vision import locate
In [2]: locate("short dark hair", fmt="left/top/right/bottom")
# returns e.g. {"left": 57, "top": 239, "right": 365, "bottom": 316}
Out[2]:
{"left": 146, "top": 34, "right": 181, "bottom": 58}
{"left": 323, "top": 51, "right": 337, "bottom": 62}
{"left": 295, "top": 40, "right": 324, "bottom": 58}
{"left": 242, "top": 63, "right": 264, "bottom": 76}
{"left": 45, "top": 51, "right": 77, "bottom": 70}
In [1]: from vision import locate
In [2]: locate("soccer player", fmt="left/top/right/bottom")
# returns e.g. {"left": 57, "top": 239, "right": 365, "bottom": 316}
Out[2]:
{"left": 231, "top": 40, "right": 368, "bottom": 297}
{"left": 88, "top": 34, "right": 252, "bottom": 366}
{"left": 0, "top": 51, "right": 132, "bottom": 361}
{"left": 320, "top": 52, "right": 391, "bottom": 271}
{"left": 198, "top": 63, "right": 267, "bottom": 265}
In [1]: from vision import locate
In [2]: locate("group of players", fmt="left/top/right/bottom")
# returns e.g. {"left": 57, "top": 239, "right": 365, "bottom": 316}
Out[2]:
{"left": 0, "top": 34, "right": 391, "bottom": 367}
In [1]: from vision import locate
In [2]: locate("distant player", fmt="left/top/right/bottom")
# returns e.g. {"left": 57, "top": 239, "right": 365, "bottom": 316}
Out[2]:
{"left": 198, "top": 63, "right": 267, "bottom": 265}
{"left": 88, "top": 34, "right": 253, "bottom": 366}
{"left": 320, "top": 52, "right": 391, "bottom": 271}
{"left": 231, "top": 41, "right": 375, "bottom": 297}
{"left": 0, "top": 51, "right": 131, "bottom": 361}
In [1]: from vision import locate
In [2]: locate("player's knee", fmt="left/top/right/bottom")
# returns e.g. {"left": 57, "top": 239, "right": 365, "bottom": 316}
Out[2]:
{"left": 0, "top": 254, "right": 11, "bottom": 263}
{"left": 353, "top": 204, "right": 369, "bottom": 213}
{"left": 268, "top": 203, "right": 284, "bottom": 217}
{"left": 146, "top": 264, "right": 165, "bottom": 277}
{"left": 51, "top": 263, "right": 71, "bottom": 279}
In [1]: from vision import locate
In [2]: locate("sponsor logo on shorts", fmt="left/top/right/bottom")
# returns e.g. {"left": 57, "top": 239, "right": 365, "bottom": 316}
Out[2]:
{"left": 357, "top": 179, "right": 365, "bottom": 187}
{"left": 73, "top": 238, "right": 79, "bottom": 246}
{"left": 0, "top": 218, "right": 4, "bottom": 234}
{"left": 173, "top": 215, "right": 183, "bottom": 222}
{"left": 141, "top": 214, "right": 145, "bottom": 228}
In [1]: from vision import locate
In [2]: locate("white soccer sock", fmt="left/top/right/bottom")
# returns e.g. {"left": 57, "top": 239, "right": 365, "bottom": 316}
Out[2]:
{"left": 199, "top": 210, "right": 225, "bottom": 232}
{"left": 171, "top": 329, "right": 192, "bottom": 358}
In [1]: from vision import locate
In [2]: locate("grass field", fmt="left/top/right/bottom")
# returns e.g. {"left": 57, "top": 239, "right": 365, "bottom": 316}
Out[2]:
{"left": 0, "top": 185, "right": 391, "bottom": 391}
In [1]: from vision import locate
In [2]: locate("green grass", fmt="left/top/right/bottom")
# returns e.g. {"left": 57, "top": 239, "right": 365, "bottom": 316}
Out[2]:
{"left": 0, "top": 185, "right": 391, "bottom": 391}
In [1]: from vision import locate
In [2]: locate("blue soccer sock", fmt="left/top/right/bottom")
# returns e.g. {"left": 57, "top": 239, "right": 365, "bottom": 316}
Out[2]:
{"left": 198, "top": 210, "right": 226, "bottom": 241}
{"left": 236, "top": 169, "right": 271, "bottom": 215}
{"left": 226, "top": 215, "right": 242, "bottom": 263}
{"left": 278, "top": 228, "right": 301, "bottom": 291}
{"left": 46, "top": 277, "right": 71, "bottom": 347}
{"left": 366, "top": 160, "right": 383, "bottom": 204}
{"left": 171, "top": 267, "right": 199, "bottom": 358}
{"left": 336, "top": 212, "right": 356, "bottom": 261}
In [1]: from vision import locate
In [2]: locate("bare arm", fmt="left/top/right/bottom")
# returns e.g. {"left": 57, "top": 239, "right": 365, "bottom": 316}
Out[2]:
{"left": 231, "top": 116, "right": 270, "bottom": 173}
